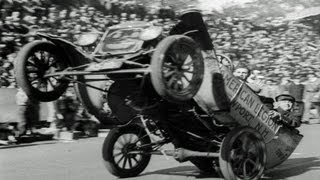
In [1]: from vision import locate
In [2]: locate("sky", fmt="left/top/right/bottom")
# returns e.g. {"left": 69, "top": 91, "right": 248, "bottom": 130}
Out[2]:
{"left": 198, "top": 0, "right": 255, "bottom": 12}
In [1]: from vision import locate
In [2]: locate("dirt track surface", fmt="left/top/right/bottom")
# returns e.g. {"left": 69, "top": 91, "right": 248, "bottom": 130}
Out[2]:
{"left": 1, "top": 124, "right": 320, "bottom": 180}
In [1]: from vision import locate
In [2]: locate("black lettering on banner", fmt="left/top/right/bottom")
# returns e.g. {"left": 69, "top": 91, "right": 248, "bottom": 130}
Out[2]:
{"left": 229, "top": 79, "right": 236, "bottom": 92}
{"left": 267, "top": 118, "right": 278, "bottom": 132}
{"left": 255, "top": 122, "right": 264, "bottom": 132}
{"left": 260, "top": 110, "right": 269, "bottom": 121}
{"left": 239, "top": 90, "right": 255, "bottom": 108}
{"left": 243, "top": 93, "right": 251, "bottom": 107}
{"left": 224, "top": 74, "right": 232, "bottom": 86}
{"left": 239, "top": 107, "right": 246, "bottom": 116}
{"left": 234, "top": 102, "right": 242, "bottom": 111}
{"left": 243, "top": 111, "right": 253, "bottom": 123}
{"left": 254, "top": 122, "right": 270, "bottom": 138}
{"left": 240, "top": 91, "right": 246, "bottom": 101}
{"left": 248, "top": 96, "right": 255, "bottom": 109}
{"left": 233, "top": 83, "right": 240, "bottom": 92}
{"left": 261, "top": 126, "right": 270, "bottom": 138}
{"left": 254, "top": 103, "right": 261, "bottom": 114}
{"left": 230, "top": 101, "right": 238, "bottom": 108}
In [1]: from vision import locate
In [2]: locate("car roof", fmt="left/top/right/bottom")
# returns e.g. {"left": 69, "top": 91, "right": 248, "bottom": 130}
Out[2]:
{"left": 109, "top": 21, "right": 152, "bottom": 29}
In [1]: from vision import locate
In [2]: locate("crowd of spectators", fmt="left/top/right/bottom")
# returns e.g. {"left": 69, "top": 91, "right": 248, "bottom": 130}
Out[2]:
{"left": 206, "top": 15, "right": 320, "bottom": 86}
{"left": 0, "top": 0, "right": 319, "bottom": 90}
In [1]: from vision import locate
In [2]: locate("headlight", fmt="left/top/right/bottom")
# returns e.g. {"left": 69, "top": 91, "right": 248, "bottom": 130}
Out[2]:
{"left": 139, "top": 26, "right": 163, "bottom": 41}
{"left": 77, "top": 33, "right": 99, "bottom": 46}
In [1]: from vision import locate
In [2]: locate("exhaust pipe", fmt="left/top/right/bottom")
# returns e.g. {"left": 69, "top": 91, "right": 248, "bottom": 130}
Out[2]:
{"left": 161, "top": 148, "right": 220, "bottom": 162}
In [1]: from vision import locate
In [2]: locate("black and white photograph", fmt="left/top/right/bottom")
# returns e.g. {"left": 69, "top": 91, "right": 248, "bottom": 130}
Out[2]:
{"left": 0, "top": 0, "right": 320, "bottom": 179}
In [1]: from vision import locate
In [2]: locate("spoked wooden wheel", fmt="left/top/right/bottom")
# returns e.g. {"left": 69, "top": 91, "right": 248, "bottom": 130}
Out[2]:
{"left": 15, "top": 41, "right": 69, "bottom": 102}
{"left": 151, "top": 35, "right": 204, "bottom": 102}
{"left": 102, "top": 125, "right": 151, "bottom": 178}
{"left": 219, "top": 127, "right": 266, "bottom": 180}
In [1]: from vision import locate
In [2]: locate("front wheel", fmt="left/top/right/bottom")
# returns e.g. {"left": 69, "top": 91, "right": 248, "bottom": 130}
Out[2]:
{"left": 219, "top": 127, "right": 266, "bottom": 180}
{"left": 151, "top": 35, "right": 204, "bottom": 102}
{"left": 15, "top": 41, "right": 69, "bottom": 102}
{"left": 102, "top": 125, "right": 151, "bottom": 178}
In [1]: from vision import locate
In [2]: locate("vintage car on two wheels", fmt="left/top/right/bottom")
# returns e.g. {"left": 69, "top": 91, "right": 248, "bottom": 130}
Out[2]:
{"left": 15, "top": 10, "right": 303, "bottom": 180}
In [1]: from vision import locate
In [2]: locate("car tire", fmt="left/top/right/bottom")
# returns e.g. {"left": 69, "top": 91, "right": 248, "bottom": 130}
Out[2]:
{"left": 151, "top": 35, "right": 204, "bottom": 102}
{"left": 102, "top": 125, "right": 151, "bottom": 178}
{"left": 15, "top": 41, "right": 69, "bottom": 102}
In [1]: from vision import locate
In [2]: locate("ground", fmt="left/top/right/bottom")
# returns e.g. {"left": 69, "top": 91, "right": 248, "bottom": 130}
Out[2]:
{"left": 0, "top": 124, "right": 319, "bottom": 180}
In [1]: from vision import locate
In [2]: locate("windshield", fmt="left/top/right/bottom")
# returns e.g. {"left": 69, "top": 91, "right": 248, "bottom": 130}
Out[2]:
{"left": 100, "top": 28, "right": 144, "bottom": 55}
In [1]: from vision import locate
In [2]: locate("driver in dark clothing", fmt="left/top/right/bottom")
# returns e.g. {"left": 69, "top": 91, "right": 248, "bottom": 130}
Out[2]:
{"left": 169, "top": 8, "right": 214, "bottom": 51}
{"left": 269, "top": 93, "right": 301, "bottom": 128}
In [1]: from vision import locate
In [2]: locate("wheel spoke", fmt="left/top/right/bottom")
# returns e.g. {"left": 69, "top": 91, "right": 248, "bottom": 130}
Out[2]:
{"left": 163, "top": 63, "right": 177, "bottom": 69}
{"left": 128, "top": 157, "right": 133, "bottom": 168}
{"left": 40, "top": 81, "right": 48, "bottom": 92}
{"left": 114, "top": 141, "right": 123, "bottom": 150}
{"left": 128, "top": 134, "right": 134, "bottom": 144}
{"left": 131, "top": 133, "right": 149, "bottom": 146}
{"left": 166, "top": 54, "right": 176, "bottom": 63}
{"left": 27, "top": 60, "right": 41, "bottom": 69}
{"left": 116, "top": 155, "right": 125, "bottom": 165}
{"left": 47, "top": 78, "right": 55, "bottom": 89}
{"left": 26, "top": 69, "right": 40, "bottom": 73}
{"left": 163, "top": 71, "right": 175, "bottom": 79}
{"left": 40, "top": 51, "right": 46, "bottom": 64}
{"left": 113, "top": 151, "right": 122, "bottom": 157}
{"left": 246, "top": 158, "right": 258, "bottom": 171}
{"left": 235, "top": 160, "right": 244, "bottom": 176}
{"left": 181, "top": 73, "right": 191, "bottom": 83}
{"left": 167, "top": 76, "right": 176, "bottom": 89}
{"left": 122, "top": 156, "right": 128, "bottom": 169}
{"left": 181, "top": 69, "right": 194, "bottom": 73}
{"left": 48, "top": 59, "right": 58, "bottom": 68}
{"left": 28, "top": 73, "right": 40, "bottom": 82}
{"left": 132, "top": 155, "right": 138, "bottom": 164}
{"left": 123, "top": 134, "right": 130, "bottom": 144}
{"left": 232, "top": 157, "right": 243, "bottom": 168}
{"left": 173, "top": 80, "right": 179, "bottom": 91}
{"left": 243, "top": 160, "right": 248, "bottom": 177}
{"left": 49, "top": 77, "right": 59, "bottom": 87}
{"left": 118, "top": 135, "right": 126, "bottom": 146}
{"left": 131, "top": 137, "right": 142, "bottom": 147}
{"left": 32, "top": 53, "right": 45, "bottom": 67}
{"left": 35, "top": 79, "right": 42, "bottom": 88}
{"left": 51, "top": 76, "right": 63, "bottom": 83}
{"left": 183, "top": 59, "right": 194, "bottom": 66}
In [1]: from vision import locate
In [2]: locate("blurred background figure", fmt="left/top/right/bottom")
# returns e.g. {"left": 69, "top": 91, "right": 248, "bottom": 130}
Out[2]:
{"left": 55, "top": 89, "right": 100, "bottom": 136}
{"left": 15, "top": 88, "right": 40, "bottom": 136}
{"left": 56, "top": 90, "right": 79, "bottom": 131}
{"left": 44, "top": 101, "right": 59, "bottom": 134}
{"left": 301, "top": 73, "right": 320, "bottom": 124}
{"left": 233, "top": 63, "right": 250, "bottom": 82}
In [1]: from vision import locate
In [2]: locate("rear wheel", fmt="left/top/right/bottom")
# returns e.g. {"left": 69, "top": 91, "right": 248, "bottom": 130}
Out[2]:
{"left": 102, "top": 125, "right": 151, "bottom": 178}
{"left": 151, "top": 35, "right": 204, "bottom": 102}
{"left": 219, "top": 127, "right": 266, "bottom": 180}
{"left": 15, "top": 41, "right": 69, "bottom": 102}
